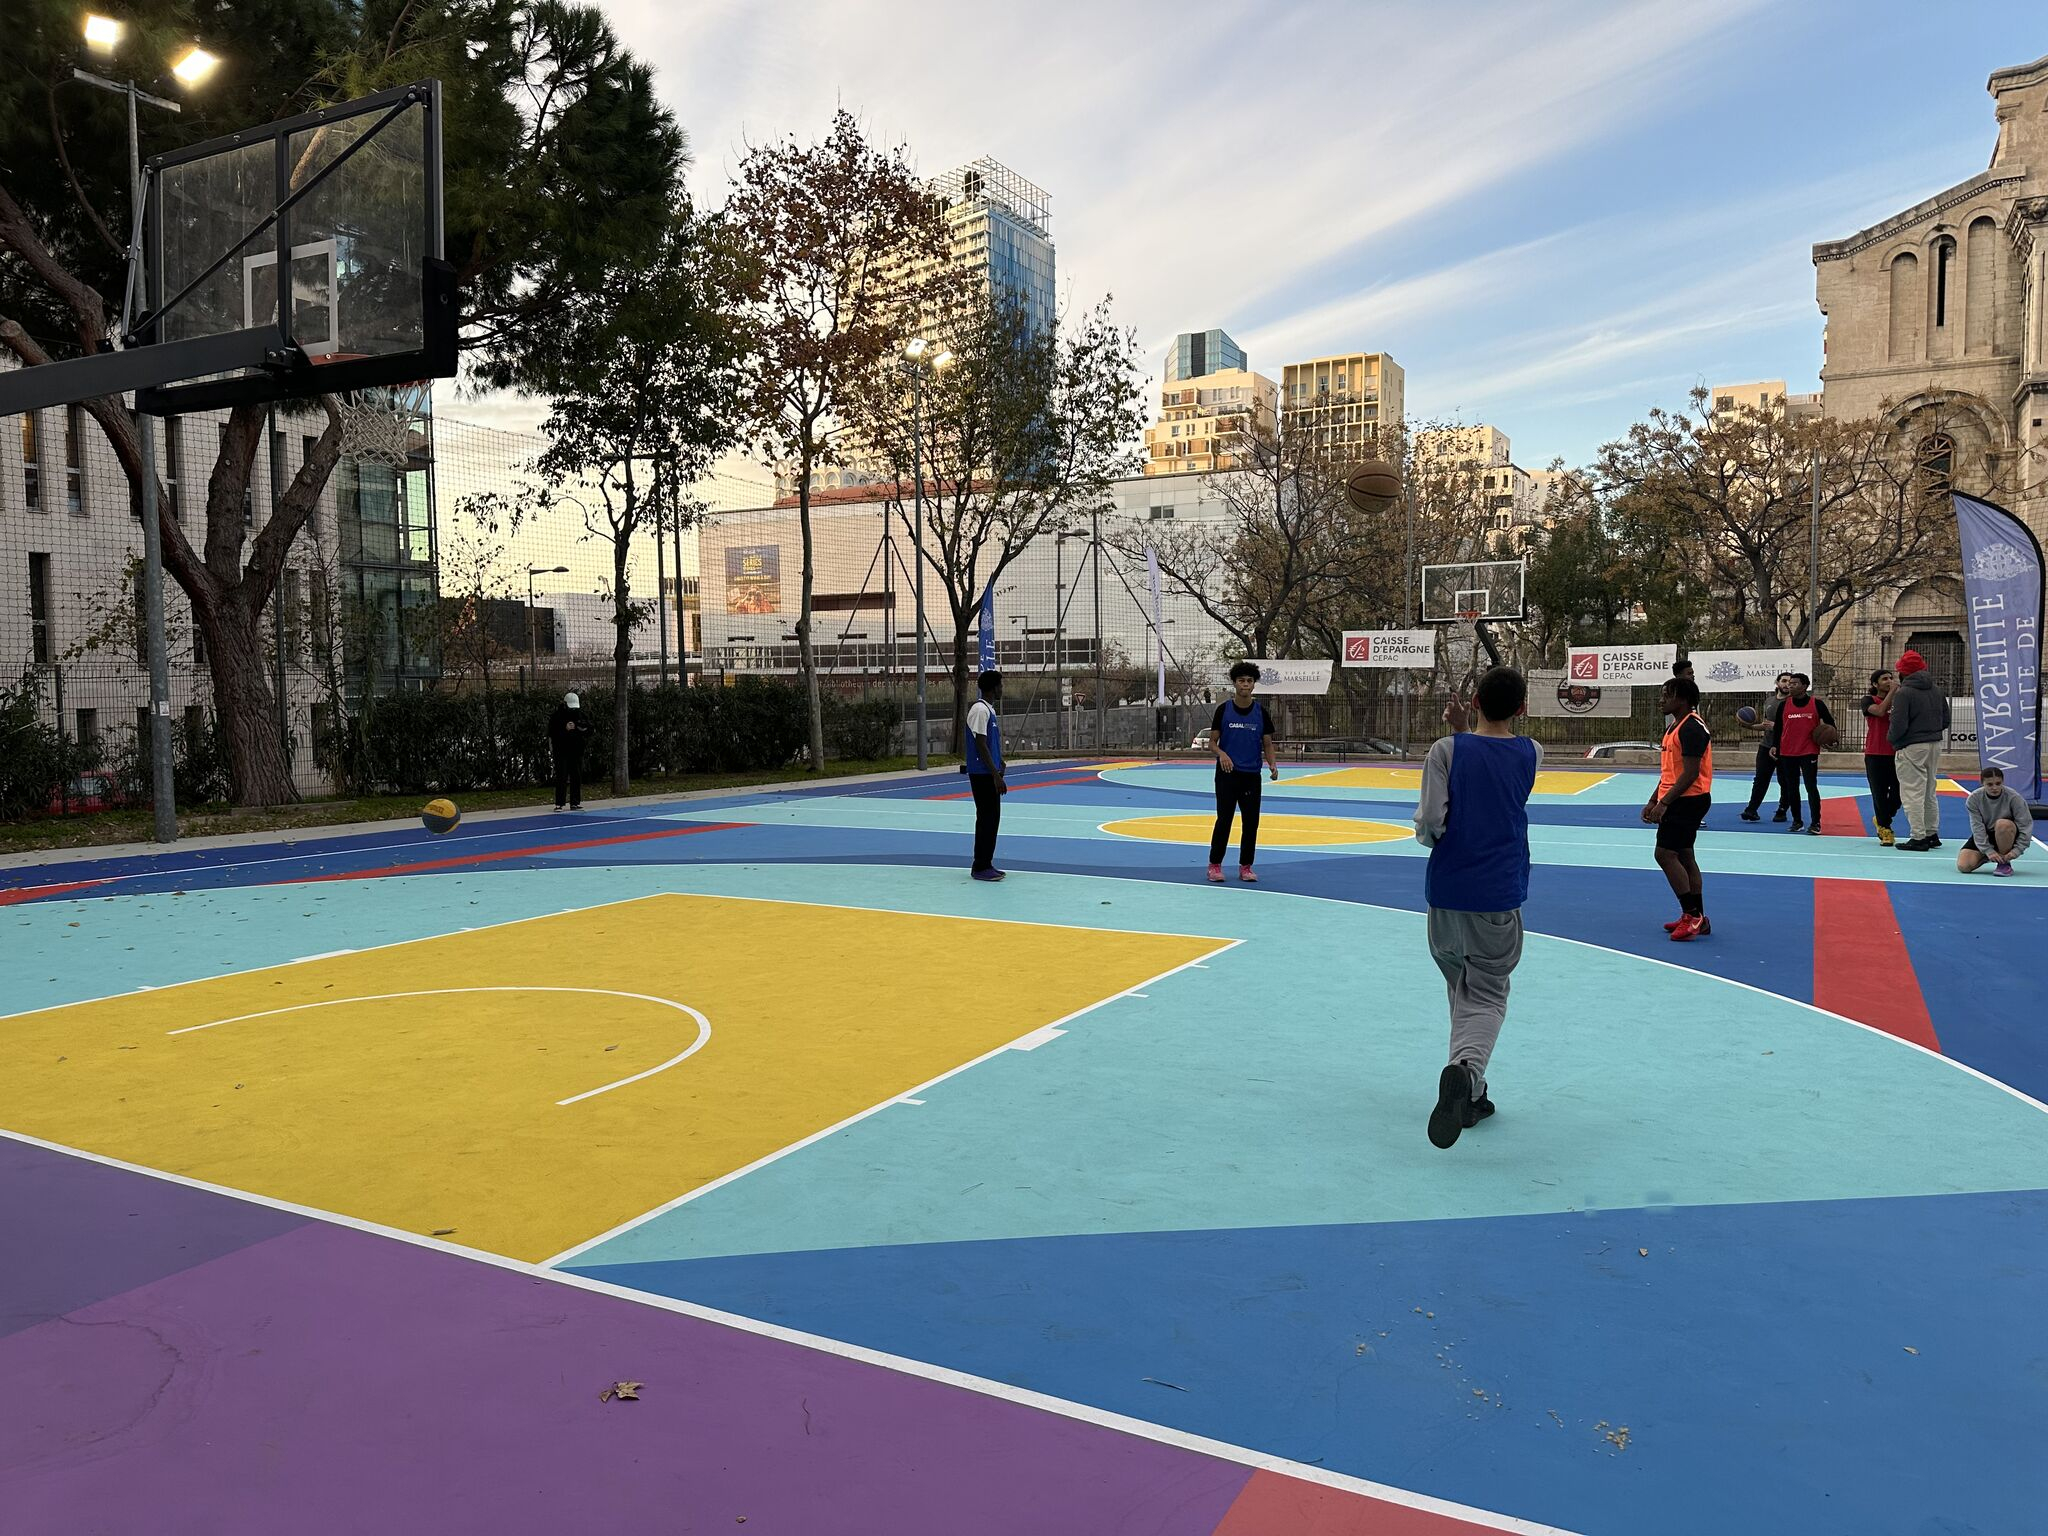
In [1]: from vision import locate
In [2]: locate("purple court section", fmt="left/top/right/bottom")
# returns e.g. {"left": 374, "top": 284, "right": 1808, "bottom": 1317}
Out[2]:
{"left": 0, "top": 1148, "right": 1253, "bottom": 1536}
{"left": 0, "top": 1136, "right": 304, "bottom": 1340}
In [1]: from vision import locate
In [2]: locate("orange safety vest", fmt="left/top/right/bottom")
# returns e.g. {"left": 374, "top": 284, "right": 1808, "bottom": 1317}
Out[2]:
{"left": 1659, "top": 710, "right": 1713, "bottom": 798}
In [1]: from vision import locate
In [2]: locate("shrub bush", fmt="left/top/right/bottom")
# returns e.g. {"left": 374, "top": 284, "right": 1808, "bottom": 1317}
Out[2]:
{"left": 0, "top": 672, "right": 80, "bottom": 819}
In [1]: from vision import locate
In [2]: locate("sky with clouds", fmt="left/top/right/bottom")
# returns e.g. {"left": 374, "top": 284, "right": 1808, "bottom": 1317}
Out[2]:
{"left": 460, "top": 0, "right": 2042, "bottom": 476}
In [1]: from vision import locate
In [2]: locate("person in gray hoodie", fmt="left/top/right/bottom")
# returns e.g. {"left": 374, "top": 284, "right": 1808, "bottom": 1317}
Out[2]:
{"left": 1888, "top": 650, "right": 1951, "bottom": 851}
{"left": 1957, "top": 766, "right": 2034, "bottom": 876}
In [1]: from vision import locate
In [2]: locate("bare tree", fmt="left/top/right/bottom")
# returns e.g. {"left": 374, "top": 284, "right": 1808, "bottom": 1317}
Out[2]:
{"left": 727, "top": 110, "right": 950, "bottom": 770}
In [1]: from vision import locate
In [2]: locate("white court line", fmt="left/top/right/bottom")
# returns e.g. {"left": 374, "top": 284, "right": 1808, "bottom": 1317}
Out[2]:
{"left": 0, "top": 1124, "right": 1578, "bottom": 1535}
{"left": 166, "top": 986, "right": 712, "bottom": 1107}
{"left": 0, "top": 895, "right": 662, "bottom": 1024}
{"left": 541, "top": 937, "right": 1243, "bottom": 1268}
{"left": 1009, "top": 1025, "right": 1066, "bottom": 1050}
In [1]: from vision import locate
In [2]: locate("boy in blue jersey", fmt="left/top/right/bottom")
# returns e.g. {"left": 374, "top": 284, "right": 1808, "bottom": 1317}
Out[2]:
{"left": 1413, "top": 666, "right": 1541, "bottom": 1149}
{"left": 964, "top": 669, "right": 1008, "bottom": 881}
{"left": 1208, "top": 661, "right": 1280, "bottom": 882}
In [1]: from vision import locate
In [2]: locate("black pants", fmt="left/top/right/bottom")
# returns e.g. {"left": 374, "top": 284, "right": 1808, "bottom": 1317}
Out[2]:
{"left": 553, "top": 746, "right": 583, "bottom": 808}
{"left": 1776, "top": 753, "right": 1820, "bottom": 822}
{"left": 969, "top": 772, "right": 1002, "bottom": 871}
{"left": 1865, "top": 754, "right": 1900, "bottom": 830}
{"left": 1744, "top": 742, "right": 1790, "bottom": 814}
{"left": 1210, "top": 770, "right": 1263, "bottom": 864}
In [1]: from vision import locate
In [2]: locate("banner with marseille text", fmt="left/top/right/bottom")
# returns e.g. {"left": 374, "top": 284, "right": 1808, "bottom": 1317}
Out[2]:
{"left": 1145, "top": 546, "right": 1166, "bottom": 704}
{"left": 977, "top": 578, "right": 996, "bottom": 672}
{"left": 1953, "top": 491, "right": 2043, "bottom": 801}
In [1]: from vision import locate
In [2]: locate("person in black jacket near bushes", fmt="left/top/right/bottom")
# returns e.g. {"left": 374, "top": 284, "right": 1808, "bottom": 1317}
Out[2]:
{"left": 548, "top": 692, "right": 589, "bottom": 810}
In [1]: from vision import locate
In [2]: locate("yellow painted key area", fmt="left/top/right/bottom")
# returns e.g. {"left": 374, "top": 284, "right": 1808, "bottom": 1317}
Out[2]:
{"left": 1285, "top": 766, "right": 1612, "bottom": 795}
{"left": 1101, "top": 813, "right": 1411, "bottom": 847}
{"left": 0, "top": 893, "right": 1222, "bottom": 1261}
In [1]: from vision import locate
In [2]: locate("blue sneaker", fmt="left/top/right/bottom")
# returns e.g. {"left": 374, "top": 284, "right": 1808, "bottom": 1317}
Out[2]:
{"left": 971, "top": 868, "right": 1006, "bottom": 882}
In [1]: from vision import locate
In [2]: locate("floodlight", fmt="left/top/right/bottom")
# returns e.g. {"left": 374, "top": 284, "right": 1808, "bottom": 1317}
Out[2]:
{"left": 932, "top": 349, "right": 954, "bottom": 370}
{"left": 171, "top": 46, "right": 219, "bottom": 85}
{"left": 904, "top": 338, "right": 928, "bottom": 358}
{"left": 83, "top": 14, "right": 124, "bottom": 49}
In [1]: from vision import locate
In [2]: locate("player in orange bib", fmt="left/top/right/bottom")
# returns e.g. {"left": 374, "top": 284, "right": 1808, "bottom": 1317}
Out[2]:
{"left": 1644, "top": 674, "right": 1714, "bottom": 941}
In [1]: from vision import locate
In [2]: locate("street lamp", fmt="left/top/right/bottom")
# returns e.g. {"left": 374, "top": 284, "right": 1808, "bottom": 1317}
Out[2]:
{"left": 527, "top": 565, "right": 570, "bottom": 679}
{"left": 73, "top": 11, "right": 220, "bottom": 845}
{"left": 903, "top": 337, "right": 954, "bottom": 770}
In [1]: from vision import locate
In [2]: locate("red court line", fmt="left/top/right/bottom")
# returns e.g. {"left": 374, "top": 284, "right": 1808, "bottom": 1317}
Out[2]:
{"left": 1820, "top": 795, "right": 1868, "bottom": 837}
{"left": 1210, "top": 1470, "right": 1518, "bottom": 1535}
{"left": 1812, "top": 877, "right": 1940, "bottom": 1051}
{"left": 0, "top": 878, "right": 110, "bottom": 907}
{"left": 292, "top": 821, "right": 752, "bottom": 883}
{"left": 925, "top": 774, "right": 1103, "bottom": 801}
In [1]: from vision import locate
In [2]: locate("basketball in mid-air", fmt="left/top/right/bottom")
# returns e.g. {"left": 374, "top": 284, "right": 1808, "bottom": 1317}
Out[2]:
{"left": 1736, "top": 706, "right": 1759, "bottom": 725}
{"left": 1345, "top": 460, "right": 1401, "bottom": 513}
{"left": 421, "top": 798, "right": 461, "bottom": 835}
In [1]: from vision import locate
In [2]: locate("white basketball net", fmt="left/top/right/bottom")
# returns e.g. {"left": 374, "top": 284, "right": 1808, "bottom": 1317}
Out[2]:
{"left": 335, "top": 398, "right": 412, "bottom": 467}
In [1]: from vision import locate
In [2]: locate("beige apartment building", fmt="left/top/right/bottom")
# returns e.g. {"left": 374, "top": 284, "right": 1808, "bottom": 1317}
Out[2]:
{"left": 1280, "top": 352, "right": 1404, "bottom": 460}
{"left": 1709, "top": 380, "right": 1822, "bottom": 420}
{"left": 1143, "top": 368, "right": 1279, "bottom": 476}
{"left": 1414, "top": 424, "right": 1546, "bottom": 540}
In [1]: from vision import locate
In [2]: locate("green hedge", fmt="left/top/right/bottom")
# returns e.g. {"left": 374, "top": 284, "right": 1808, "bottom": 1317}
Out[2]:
{"left": 0, "top": 673, "right": 83, "bottom": 820}
{"left": 328, "top": 678, "right": 876, "bottom": 796}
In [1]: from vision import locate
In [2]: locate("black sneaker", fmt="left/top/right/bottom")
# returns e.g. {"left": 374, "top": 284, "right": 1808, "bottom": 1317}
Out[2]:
{"left": 1773, "top": 809, "right": 1789, "bottom": 822}
{"left": 1463, "top": 1094, "right": 1496, "bottom": 1128}
{"left": 1429, "top": 1063, "right": 1472, "bottom": 1150}
{"left": 1789, "top": 816, "right": 1804, "bottom": 831}
{"left": 1897, "top": 836, "right": 1935, "bottom": 852}
{"left": 1929, "top": 835, "right": 1944, "bottom": 847}
{"left": 1739, "top": 809, "right": 1761, "bottom": 822}
{"left": 1805, "top": 823, "right": 1821, "bottom": 835}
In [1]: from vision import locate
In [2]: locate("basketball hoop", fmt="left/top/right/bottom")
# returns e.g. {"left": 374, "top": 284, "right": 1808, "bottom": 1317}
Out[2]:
{"left": 333, "top": 384, "right": 416, "bottom": 468}
{"left": 1457, "top": 610, "right": 1481, "bottom": 626}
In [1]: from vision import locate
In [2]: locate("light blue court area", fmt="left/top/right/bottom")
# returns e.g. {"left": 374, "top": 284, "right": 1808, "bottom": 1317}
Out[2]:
{"left": 1101, "top": 759, "right": 1872, "bottom": 808}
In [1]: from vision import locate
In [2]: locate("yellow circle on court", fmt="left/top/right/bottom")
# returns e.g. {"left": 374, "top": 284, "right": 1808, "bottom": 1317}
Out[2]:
{"left": 1102, "top": 813, "right": 1410, "bottom": 848}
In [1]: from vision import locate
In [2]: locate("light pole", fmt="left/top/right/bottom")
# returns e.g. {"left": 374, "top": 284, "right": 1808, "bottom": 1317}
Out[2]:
{"left": 1053, "top": 529, "right": 1078, "bottom": 749}
{"left": 74, "top": 15, "right": 219, "bottom": 843}
{"left": 903, "top": 339, "right": 952, "bottom": 769}
{"left": 527, "top": 565, "right": 569, "bottom": 681}
{"left": 1091, "top": 504, "right": 1106, "bottom": 751}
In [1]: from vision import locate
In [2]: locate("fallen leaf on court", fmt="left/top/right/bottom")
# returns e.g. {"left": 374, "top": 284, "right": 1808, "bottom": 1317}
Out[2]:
{"left": 1639, "top": 1248, "right": 1649, "bottom": 1257}
{"left": 432, "top": 1228, "right": 456, "bottom": 1236}
{"left": 1605, "top": 1425, "right": 1631, "bottom": 1451}
{"left": 1903, "top": 1346, "right": 1919, "bottom": 1355}
{"left": 599, "top": 1380, "right": 642, "bottom": 1402}
{"left": 1471, "top": 1388, "right": 1485, "bottom": 1397}
{"left": 605, "top": 1044, "right": 618, "bottom": 1052}
{"left": 1141, "top": 1377, "right": 1188, "bottom": 1392}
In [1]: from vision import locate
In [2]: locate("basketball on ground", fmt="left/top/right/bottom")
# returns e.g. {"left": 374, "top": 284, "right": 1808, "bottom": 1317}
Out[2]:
{"left": 1736, "top": 706, "right": 1759, "bottom": 725}
{"left": 1345, "top": 460, "right": 1401, "bottom": 513}
{"left": 422, "top": 798, "right": 461, "bottom": 835}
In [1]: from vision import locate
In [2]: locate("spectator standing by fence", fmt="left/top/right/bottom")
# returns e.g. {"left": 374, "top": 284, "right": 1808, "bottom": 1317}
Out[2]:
{"left": 1770, "top": 674, "right": 1834, "bottom": 834}
{"left": 548, "top": 692, "right": 588, "bottom": 811}
{"left": 1889, "top": 651, "right": 1951, "bottom": 851}
{"left": 1860, "top": 670, "right": 1901, "bottom": 846}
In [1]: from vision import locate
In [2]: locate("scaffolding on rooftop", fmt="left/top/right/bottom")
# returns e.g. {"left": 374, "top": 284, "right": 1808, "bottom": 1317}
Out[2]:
{"left": 930, "top": 158, "right": 1050, "bottom": 237}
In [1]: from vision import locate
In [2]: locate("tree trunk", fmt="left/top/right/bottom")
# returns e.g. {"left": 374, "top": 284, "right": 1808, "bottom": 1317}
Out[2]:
{"left": 613, "top": 529, "right": 633, "bottom": 795}
{"left": 796, "top": 458, "right": 825, "bottom": 771}
{"left": 203, "top": 598, "right": 297, "bottom": 806}
{"left": 949, "top": 620, "right": 974, "bottom": 753}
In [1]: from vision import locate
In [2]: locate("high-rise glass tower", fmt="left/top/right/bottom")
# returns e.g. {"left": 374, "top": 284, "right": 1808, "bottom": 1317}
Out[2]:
{"left": 1167, "top": 329, "right": 1248, "bottom": 383}
{"left": 929, "top": 159, "right": 1055, "bottom": 332}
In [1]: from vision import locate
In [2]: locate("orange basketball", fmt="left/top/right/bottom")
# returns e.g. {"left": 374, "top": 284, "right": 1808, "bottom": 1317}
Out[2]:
{"left": 1345, "top": 460, "right": 1400, "bottom": 512}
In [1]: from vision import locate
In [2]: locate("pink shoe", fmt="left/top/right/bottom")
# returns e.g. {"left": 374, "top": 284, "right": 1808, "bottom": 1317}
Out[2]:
{"left": 1206, "top": 863, "right": 1225, "bottom": 883}
{"left": 1239, "top": 865, "right": 1258, "bottom": 883}
{"left": 1995, "top": 861, "right": 2014, "bottom": 877}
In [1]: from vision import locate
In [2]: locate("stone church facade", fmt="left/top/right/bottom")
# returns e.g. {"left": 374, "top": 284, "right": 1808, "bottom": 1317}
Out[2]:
{"left": 1813, "top": 51, "right": 2048, "bottom": 694}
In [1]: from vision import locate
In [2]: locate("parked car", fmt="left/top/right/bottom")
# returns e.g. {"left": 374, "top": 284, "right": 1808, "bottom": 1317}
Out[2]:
{"left": 47, "top": 770, "right": 127, "bottom": 814}
{"left": 1583, "top": 741, "right": 1661, "bottom": 760}
{"left": 1190, "top": 728, "right": 1213, "bottom": 751}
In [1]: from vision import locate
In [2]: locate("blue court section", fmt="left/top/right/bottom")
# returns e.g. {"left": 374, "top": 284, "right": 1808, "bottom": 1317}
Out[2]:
{"left": 6, "top": 757, "right": 2045, "bottom": 1536}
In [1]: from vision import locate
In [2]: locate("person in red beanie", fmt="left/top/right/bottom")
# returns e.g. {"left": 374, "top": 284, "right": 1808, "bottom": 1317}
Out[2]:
{"left": 1888, "top": 650, "right": 1951, "bottom": 850}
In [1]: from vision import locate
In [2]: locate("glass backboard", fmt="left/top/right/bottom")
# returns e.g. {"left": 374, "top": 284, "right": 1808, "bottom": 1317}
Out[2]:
{"left": 1421, "top": 559, "right": 1526, "bottom": 623}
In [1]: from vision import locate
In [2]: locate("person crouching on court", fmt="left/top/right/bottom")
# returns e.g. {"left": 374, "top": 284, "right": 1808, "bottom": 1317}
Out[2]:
{"left": 1957, "top": 767, "right": 2033, "bottom": 877}
{"left": 1414, "top": 666, "right": 1540, "bottom": 1150}
{"left": 1208, "top": 661, "right": 1279, "bottom": 883}
{"left": 1647, "top": 676, "right": 1713, "bottom": 941}
{"left": 964, "top": 669, "right": 1008, "bottom": 882}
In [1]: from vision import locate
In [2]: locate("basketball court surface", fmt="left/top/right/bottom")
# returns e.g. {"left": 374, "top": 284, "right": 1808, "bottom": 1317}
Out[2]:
{"left": 5, "top": 757, "right": 2044, "bottom": 1534}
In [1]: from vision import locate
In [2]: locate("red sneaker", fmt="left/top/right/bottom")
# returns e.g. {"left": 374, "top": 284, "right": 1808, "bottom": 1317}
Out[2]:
{"left": 1669, "top": 914, "right": 1708, "bottom": 942}
{"left": 1238, "top": 866, "right": 1258, "bottom": 883}
{"left": 1206, "top": 863, "right": 1225, "bottom": 883}
{"left": 1664, "top": 915, "right": 1712, "bottom": 936}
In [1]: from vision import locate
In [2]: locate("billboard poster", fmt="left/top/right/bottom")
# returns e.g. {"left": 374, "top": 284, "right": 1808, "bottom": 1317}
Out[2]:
{"left": 1690, "top": 648, "right": 1814, "bottom": 693}
{"left": 1341, "top": 629, "right": 1437, "bottom": 669}
{"left": 724, "top": 545, "right": 781, "bottom": 614}
{"left": 1565, "top": 644, "right": 1676, "bottom": 686}
{"left": 1953, "top": 491, "right": 2043, "bottom": 800}
{"left": 1235, "top": 660, "right": 1333, "bottom": 695}
{"left": 1528, "top": 668, "right": 1631, "bottom": 718}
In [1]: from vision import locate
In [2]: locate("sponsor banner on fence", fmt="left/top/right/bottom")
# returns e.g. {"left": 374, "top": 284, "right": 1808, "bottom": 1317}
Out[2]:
{"left": 1528, "top": 668, "right": 1632, "bottom": 718}
{"left": 1947, "top": 696, "right": 1977, "bottom": 754}
{"left": 1242, "top": 659, "right": 1334, "bottom": 695}
{"left": 1690, "top": 648, "right": 1814, "bottom": 693}
{"left": 1954, "top": 491, "right": 2043, "bottom": 800}
{"left": 1341, "top": 629, "right": 1437, "bottom": 669}
{"left": 1566, "top": 644, "right": 1676, "bottom": 686}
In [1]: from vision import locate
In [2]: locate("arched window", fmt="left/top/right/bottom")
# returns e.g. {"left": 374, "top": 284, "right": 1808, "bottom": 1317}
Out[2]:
{"left": 1888, "top": 252, "right": 1922, "bottom": 360}
{"left": 1932, "top": 237, "right": 1956, "bottom": 329}
{"left": 1917, "top": 432, "right": 1955, "bottom": 497}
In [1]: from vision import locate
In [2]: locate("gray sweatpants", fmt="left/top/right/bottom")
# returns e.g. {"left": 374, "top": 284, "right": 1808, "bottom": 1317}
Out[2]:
{"left": 1427, "top": 907, "right": 1524, "bottom": 1097}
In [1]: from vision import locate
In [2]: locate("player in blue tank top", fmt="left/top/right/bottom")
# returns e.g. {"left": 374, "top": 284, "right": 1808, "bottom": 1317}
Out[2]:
{"left": 1207, "top": 661, "right": 1279, "bottom": 882}
{"left": 1412, "top": 666, "right": 1541, "bottom": 1149}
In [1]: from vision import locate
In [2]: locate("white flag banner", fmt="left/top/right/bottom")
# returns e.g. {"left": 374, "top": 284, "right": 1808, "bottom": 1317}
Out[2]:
{"left": 1238, "top": 659, "right": 1333, "bottom": 695}
{"left": 1528, "top": 668, "right": 1632, "bottom": 719}
{"left": 1341, "top": 629, "right": 1437, "bottom": 669}
{"left": 1565, "top": 644, "right": 1677, "bottom": 686}
{"left": 1691, "top": 648, "right": 1814, "bottom": 693}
